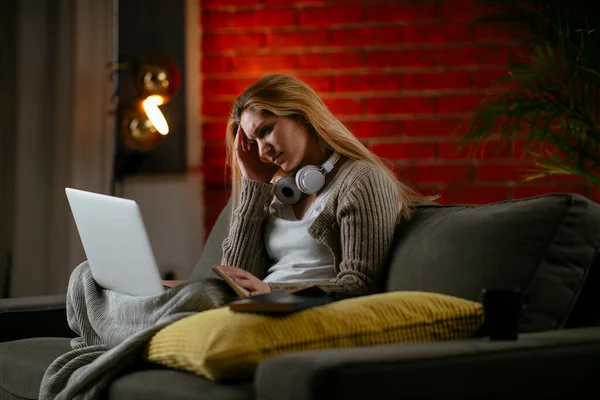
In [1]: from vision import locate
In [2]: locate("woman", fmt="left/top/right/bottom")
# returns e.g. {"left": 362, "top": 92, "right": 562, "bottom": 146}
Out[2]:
{"left": 39, "top": 74, "right": 432, "bottom": 400}
{"left": 216, "top": 74, "right": 433, "bottom": 297}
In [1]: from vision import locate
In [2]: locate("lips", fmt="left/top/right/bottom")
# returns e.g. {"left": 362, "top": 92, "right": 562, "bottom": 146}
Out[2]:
{"left": 272, "top": 153, "right": 282, "bottom": 164}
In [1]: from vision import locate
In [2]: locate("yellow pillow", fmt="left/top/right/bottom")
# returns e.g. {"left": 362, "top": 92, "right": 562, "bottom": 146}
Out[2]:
{"left": 145, "top": 291, "right": 483, "bottom": 382}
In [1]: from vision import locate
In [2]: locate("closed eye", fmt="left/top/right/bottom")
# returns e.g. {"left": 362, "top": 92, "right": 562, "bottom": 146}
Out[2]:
{"left": 260, "top": 124, "right": 274, "bottom": 137}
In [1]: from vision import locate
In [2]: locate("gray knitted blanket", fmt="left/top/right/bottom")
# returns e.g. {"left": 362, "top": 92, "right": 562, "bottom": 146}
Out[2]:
{"left": 39, "top": 261, "right": 235, "bottom": 400}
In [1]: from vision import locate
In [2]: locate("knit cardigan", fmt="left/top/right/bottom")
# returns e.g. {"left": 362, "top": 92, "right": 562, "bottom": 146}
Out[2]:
{"left": 220, "top": 160, "right": 399, "bottom": 295}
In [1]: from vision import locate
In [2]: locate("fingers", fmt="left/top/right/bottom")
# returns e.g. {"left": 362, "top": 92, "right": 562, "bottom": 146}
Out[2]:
{"left": 235, "top": 278, "right": 269, "bottom": 297}
{"left": 233, "top": 277, "right": 254, "bottom": 288}
{"left": 218, "top": 265, "right": 238, "bottom": 275}
{"left": 218, "top": 266, "right": 262, "bottom": 291}
{"left": 236, "top": 125, "right": 253, "bottom": 152}
{"left": 218, "top": 266, "right": 251, "bottom": 279}
{"left": 216, "top": 266, "right": 270, "bottom": 296}
{"left": 235, "top": 126, "right": 245, "bottom": 153}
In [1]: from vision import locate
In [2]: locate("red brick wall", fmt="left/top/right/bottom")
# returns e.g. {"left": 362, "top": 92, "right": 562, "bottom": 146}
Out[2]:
{"left": 199, "top": 0, "right": 590, "bottom": 233}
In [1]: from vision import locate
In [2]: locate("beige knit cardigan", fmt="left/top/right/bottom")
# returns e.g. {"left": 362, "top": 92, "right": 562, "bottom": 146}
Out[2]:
{"left": 221, "top": 160, "right": 399, "bottom": 295}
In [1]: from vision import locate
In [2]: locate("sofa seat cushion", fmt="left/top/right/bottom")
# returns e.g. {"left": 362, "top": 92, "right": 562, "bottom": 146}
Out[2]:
{"left": 0, "top": 337, "right": 255, "bottom": 400}
{"left": 105, "top": 367, "right": 254, "bottom": 400}
{"left": 386, "top": 193, "right": 600, "bottom": 333}
{"left": 145, "top": 291, "right": 484, "bottom": 382}
{"left": 0, "top": 337, "right": 72, "bottom": 399}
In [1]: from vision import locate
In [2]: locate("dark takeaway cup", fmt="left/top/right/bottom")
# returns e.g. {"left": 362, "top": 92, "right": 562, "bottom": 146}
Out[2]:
{"left": 480, "top": 288, "right": 528, "bottom": 341}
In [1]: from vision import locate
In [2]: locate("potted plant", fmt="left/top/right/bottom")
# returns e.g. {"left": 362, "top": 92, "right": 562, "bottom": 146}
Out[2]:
{"left": 462, "top": 0, "right": 600, "bottom": 186}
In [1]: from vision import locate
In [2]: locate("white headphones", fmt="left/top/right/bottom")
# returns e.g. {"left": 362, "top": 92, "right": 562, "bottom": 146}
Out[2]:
{"left": 274, "top": 152, "right": 341, "bottom": 205}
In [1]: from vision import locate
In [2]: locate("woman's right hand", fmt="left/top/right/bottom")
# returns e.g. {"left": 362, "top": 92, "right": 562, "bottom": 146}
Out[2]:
{"left": 235, "top": 125, "right": 279, "bottom": 184}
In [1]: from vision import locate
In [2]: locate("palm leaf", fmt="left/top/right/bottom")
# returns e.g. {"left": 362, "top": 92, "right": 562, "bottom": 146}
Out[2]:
{"left": 464, "top": 0, "right": 600, "bottom": 185}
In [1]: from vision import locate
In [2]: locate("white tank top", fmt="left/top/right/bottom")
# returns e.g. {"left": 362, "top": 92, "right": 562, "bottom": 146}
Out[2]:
{"left": 263, "top": 160, "right": 353, "bottom": 283}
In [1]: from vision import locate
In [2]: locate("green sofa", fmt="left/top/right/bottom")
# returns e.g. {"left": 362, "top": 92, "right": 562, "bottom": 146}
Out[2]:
{"left": 2, "top": 193, "right": 600, "bottom": 399}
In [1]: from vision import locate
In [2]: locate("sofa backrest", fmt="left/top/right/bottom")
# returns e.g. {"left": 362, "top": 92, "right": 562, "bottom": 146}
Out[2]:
{"left": 190, "top": 199, "right": 232, "bottom": 281}
{"left": 191, "top": 194, "right": 600, "bottom": 333}
{"left": 385, "top": 193, "right": 600, "bottom": 333}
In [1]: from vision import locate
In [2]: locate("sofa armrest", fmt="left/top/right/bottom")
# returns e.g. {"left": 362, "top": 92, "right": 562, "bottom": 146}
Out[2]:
{"left": 0, "top": 295, "right": 75, "bottom": 342}
{"left": 255, "top": 327, "right": 600, "bottom": 400}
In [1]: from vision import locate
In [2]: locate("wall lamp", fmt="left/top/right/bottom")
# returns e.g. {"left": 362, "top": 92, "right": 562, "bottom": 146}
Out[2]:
{"left": 114, "top": 55, "right": 180, "bottom": 151}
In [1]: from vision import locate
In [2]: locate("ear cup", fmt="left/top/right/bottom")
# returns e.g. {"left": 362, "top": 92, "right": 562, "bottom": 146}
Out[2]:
{"left": 274, "top": 176, "right": 302, "bottom": 205}
{"left": 295, "top": 165, "right": 326, "bottom": 194}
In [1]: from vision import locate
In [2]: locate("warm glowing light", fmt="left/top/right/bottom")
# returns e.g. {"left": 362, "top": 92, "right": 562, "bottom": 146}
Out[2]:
{"left": 142, "top": 95, "right": 169, "bottom": 135}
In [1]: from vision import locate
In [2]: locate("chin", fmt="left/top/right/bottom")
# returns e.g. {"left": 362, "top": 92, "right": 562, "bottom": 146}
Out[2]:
{"left": 281, "top": 159, "right": 301, "bottom": 173}
{"left": 280, "top": 163, "right": 293, "bottom": 172}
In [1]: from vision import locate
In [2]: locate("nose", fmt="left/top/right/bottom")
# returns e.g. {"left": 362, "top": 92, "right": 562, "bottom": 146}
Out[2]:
{"left": 257, "top": 140, "right": 272, "bottom": 160}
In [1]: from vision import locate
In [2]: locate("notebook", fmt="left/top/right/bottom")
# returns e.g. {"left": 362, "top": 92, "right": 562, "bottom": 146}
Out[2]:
{"left": 213, "top": 265, "right": 335, "bottom": 314}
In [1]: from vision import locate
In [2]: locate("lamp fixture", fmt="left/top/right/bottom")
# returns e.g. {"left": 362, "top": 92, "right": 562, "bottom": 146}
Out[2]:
{"left": 116, "top": 55, "right": 180, "bottom": 151}
{"left": 135, "top": 57, "right": 180, "bottom": 100}
{"left": 120, "top": 103, "right": 163, "bottom": 152}
{"left": 142, "top": 95, "right": 169, "bottom": 135}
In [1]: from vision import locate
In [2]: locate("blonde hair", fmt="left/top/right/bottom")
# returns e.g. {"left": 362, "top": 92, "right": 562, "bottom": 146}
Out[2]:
{"left": 225, "top": 74, "right": 435, "bottom": 218}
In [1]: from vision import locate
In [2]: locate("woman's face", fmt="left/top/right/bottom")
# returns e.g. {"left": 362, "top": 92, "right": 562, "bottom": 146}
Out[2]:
{"left": 239, "top": 111, "right": 320, "bottom": 172}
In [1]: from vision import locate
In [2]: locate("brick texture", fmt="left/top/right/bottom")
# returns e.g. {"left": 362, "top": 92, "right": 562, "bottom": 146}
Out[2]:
{"left": 198, "top": 0, "right": 592, "bottom": 236}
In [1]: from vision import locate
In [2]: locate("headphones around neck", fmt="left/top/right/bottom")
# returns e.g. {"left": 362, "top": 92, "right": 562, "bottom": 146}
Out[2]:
{"left": 274, "top": 152, "right": 341, "bottom": 205}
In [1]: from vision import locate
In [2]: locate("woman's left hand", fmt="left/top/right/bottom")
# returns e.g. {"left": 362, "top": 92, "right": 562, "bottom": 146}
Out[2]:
{"left": 217, "top": 266, "right": 271, "bottom": 296}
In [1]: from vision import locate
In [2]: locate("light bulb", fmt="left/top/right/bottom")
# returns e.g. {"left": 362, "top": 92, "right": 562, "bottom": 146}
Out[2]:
{"left": 142, "top": 95, "right": 169, "bottom": 135}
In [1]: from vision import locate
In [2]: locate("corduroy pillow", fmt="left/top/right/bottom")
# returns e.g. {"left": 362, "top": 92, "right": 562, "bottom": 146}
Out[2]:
{"left": 145, "top": 291, "right": 484, "bottom": 382}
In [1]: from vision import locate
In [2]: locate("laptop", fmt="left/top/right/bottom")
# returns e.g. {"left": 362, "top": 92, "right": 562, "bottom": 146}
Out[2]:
{"left": 65, "top": 187, "right": 165, "bottom": 296}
